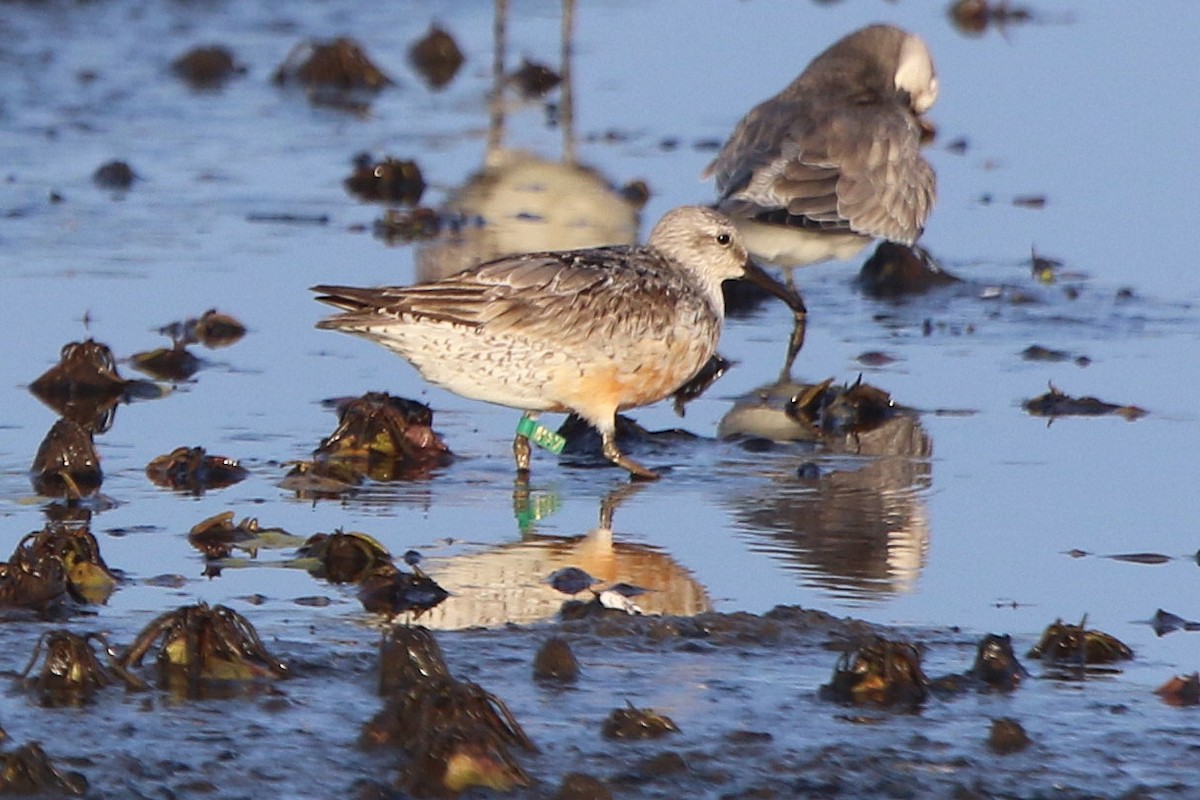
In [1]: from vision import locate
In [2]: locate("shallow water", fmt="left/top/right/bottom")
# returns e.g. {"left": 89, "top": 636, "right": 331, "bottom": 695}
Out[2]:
{"left": 2, "top": 0, "right": 1200, "bottom": 796}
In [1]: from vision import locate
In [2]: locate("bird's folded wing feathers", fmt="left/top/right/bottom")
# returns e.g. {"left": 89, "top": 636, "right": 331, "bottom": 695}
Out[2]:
{"left": 709, "top": 96, "right": 934, "bottom": 243}
{"left": 315, "top": 248, "right": 685, "bottom": 344}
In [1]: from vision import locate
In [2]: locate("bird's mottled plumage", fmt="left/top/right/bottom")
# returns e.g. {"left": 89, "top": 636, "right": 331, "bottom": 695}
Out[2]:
{"left": 314, "top": 205, "right": 800, "bottom": 480}
{"left": 704, "top": 24, "right": 938, "bottom": 256}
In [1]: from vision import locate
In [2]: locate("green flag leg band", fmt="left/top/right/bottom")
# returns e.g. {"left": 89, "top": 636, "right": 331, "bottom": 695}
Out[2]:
{"left": 516, "top": 415, "right": 566, "bottom": 454}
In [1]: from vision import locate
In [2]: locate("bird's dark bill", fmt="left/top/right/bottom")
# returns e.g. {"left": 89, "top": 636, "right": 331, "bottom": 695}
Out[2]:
{"left": 739, "top": 259, "right": 806, "bottom": 315}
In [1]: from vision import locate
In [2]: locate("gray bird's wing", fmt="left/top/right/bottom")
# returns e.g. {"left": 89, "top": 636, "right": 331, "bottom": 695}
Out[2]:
{"left": 707, "top": 92, "right": 934, "bottom": 244}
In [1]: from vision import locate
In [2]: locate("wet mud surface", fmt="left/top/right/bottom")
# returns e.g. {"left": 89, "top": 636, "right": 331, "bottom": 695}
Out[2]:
{"left": 3, "top": 1, "right": 1200, "bottom": 797}
{"left": 1, "top": 608, "right": 1190, "bottom": 799}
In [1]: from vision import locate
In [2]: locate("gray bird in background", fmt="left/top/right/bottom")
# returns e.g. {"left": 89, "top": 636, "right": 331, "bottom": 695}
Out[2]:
{"left": 703, "top": 24, "right": 938, "bottom": 271}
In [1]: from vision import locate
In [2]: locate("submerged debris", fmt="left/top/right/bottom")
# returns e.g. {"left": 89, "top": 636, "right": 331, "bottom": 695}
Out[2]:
{"left": 278, "top": 458, "right": 363, "bottom": 498}
{"left": 532, "top": 636, "right": 580, "bottom": 685}
{"left": 364, "top": 625, "right": 535, "bottom": 797}
{"left": 1020, "top": 344, "right": 1090, "bottom": 366}
{"left": 1023, "top": 382, "right": 1146, "bottom": 420}
{"left": 601, "top": 702, "right": 679, "bottom": 740}
{"left": 92, "top": 160, "right": 137, "bottom": 190}
{"left": 1012, "top": 194, "right": 1047, "bottom": 209}
{"left": 297, "top": 529, "right": 393, "bottom": 584}
{"left": 378, "top": 624, "right": 452, "bottom": 696}
{"left": 967, "top": 633, "right": 1029, "bottom": 690}
{"left": 310, "top": 391, "right": 454, "bottom": 482}
{"left": 856, "top": 350, "right": 898, "bottom": 367}
{"left": 145, "top": 445, "right": 249, "bottom": 493}
{"left": 30, "top": 418, "right": 102, "bottom": 499}
{"left": 345, "top": 154, "right": 426, "bottom": 205}
{"left": 1154, "top": 673, "right": 1200, "bottom": 707}
{"left": 273, "top": 36, "right": 393, "bottom": 90}
{"left": 157, "top": 309, "right": 247, "bottom": 349}
{"left": 0, "top": 742, "right": 87, "bottom": 796}
{"left": 1103, "top": 551, "right": 1172, "bottom": 565}
{"left": 12, "top": 523, "right": 119, "bottom": 605}
{"left": 507, "top": 58, "right": 561, "bottom": 97}
{"left": 29, "top": 339, "right": 163, "bottom": 429}
{"left": 1027, "top": 616, "right": 1133, "bottom": 669}
{"left": 188, "top": 511, "right": 297, "bottom": 562}
{"left": 373, "top": 206, "right": 444, "bottom": 243}
{"left": 129, "top": 342, "right": 201, "bottom": 382}
{"left": 949, "top": 0, "right": 1034, "bottom": 36}
{"left": 785, "top": 375, "right": 901, "bottom": 436}
{"left": 31, "top": 340, "right": 124, "bottom": 425}
{"left": 404, "top": 726, "right": 531, "bottom": 797}
{"left": 554, "top": 773, "right": 613, "bottom": 800}
{"left": 987, "top": 717, "right": 1031, "bottom": 755}
{"left": 171, "top": 45, "right": 245, "bottom": 89}
{"left": 188, "top": 512, "right": 257, "bottom": 561}
{"left": 1149, "top": 608, "right": 1200, "bottom": 637}
{"left": 273, "top": 36, "right": 393, "bottom": 109}
{"left": 857, "top": 241, "right": 960, "bottom": 298}
{"left": 117, "top": 602, "right": 288, "bottom": 696}
{"left": 821, "top": 636, "right": 928, "bottom": 710}
{"left": 1030, "top": 247, "right": 1065, "bottom": 283}
{"left": 933, "top": 633, "right": 1030, "bottom": 694}
{"left": 31, "top": 340, "right": 124, "bottom": 398}
{"left": 0, "top": 549, "right": 71, "bottom": 615}
{"left": 408, "top": 23, "right": 464, "bottom": 90}
{"left": 20, "top": 630, "right": 145, "bottom": 706}
{"left": 193, "top": 309, "right": 246, "bottom": 347}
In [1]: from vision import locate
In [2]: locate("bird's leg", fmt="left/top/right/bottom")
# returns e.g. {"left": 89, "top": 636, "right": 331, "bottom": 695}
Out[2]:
{"left": 601, "top": 431, "right": 660, "bottom": 482}
{"left": 513, "top": 412, "right": 538, "bottom": 479}
{"left": 781, "top": 305, "right": 807, "bottom": 378}
{"left": 780, "top": 283, "right": 808, "bottom": 380}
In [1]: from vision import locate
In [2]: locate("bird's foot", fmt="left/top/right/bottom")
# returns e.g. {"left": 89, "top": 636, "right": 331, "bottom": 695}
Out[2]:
{"left": 602, "top": 436, "right": 660, "bottom": 481}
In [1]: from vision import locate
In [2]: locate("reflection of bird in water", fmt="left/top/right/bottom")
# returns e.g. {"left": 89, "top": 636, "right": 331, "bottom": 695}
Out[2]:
{"left": 314, "top": 206, "right": 801, "bottom": 481}
{"left": 403, "top": 548, "right": 426, "bottom": 574}
{"left": 545, "top": 566, "right": 602, "bottom": 596}
{"left": 718, "top": 378, "right": 932, "bottom": 598}
{"left": 592, "top": 581, "right": 650, "bottom": 615}
{"left": 357, "top": 563, "right": 451, "bottom": 622}
{"left": 405, "top": 485, "right": 711, "bottom": 629}
{"left": 546, "top": 566, "right": 651, "bottom": 615}
{"left": 703, "top": 24, "right": 938, "bottom": 356}
{"left": 416, "top": 0, "right": 640, "bottom": 283}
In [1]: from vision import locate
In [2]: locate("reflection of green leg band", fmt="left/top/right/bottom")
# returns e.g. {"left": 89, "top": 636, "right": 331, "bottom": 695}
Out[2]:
{"left": 514, "top": 489, "right": 562, "bottom": 531}
{"left": 516, "top": 415, "right": 566, "bottom": 454}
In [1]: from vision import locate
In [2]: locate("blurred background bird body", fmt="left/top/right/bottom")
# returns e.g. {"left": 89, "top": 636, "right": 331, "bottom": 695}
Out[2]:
{"left": 704, "top": 24, "right": 939, "bottom": 272}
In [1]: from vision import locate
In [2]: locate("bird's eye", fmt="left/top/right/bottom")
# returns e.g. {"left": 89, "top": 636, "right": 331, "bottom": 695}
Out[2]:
{"left": 716, "top": 233, "right": 731, "bottom": 246}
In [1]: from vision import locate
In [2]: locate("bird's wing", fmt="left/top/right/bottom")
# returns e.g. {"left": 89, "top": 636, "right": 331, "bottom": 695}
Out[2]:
{"left": 314, "top": 247, "right": 689, "bottom": 346}
{"left": 707, "top": 94, "right": 935, "bottom": 243}
{"left": 703, "top": 99, "right": 797, "bottom": 204}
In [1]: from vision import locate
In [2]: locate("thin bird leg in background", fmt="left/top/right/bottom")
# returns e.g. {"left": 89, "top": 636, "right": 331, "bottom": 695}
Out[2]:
{"left": 601, "top": 431, "right": 660, "bottom": 481}
{"left": 782, "top": 304, "right": 808, "bottom": 378}
{"left": 760, "top": 266, "right": 807, "bottom": 376}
